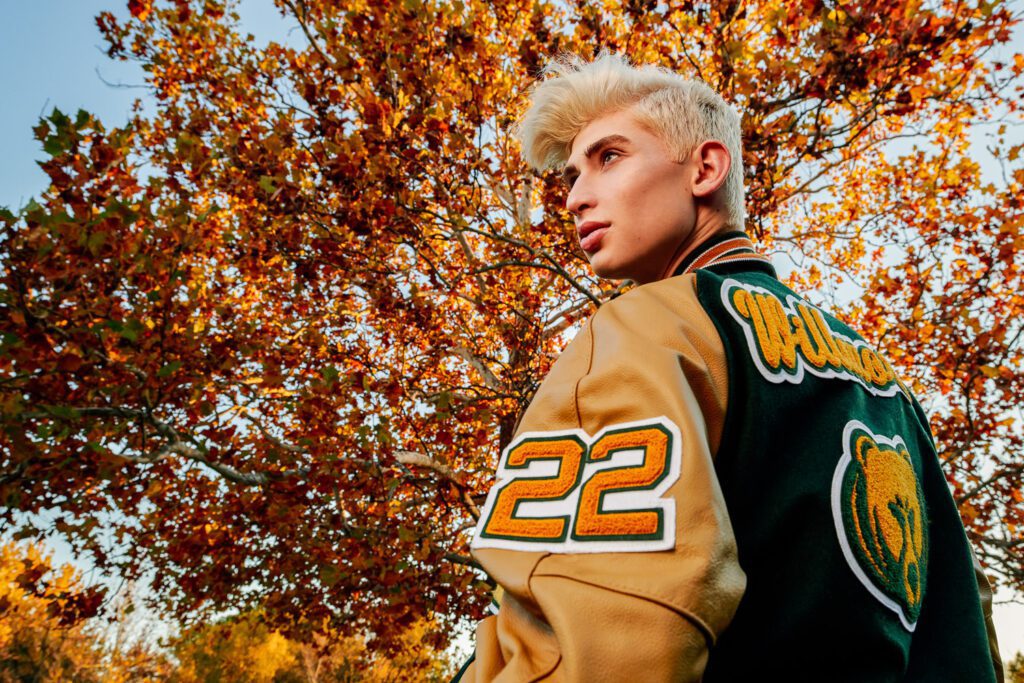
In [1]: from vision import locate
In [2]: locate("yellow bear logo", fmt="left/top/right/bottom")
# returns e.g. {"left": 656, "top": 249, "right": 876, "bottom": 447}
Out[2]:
{"left": 832, "top": 421, "right": 928, "bottom": 630}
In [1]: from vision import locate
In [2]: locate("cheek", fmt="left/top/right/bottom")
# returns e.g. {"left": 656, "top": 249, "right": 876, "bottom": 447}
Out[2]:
{"left": 639, "top": 166, "right": 689, "bottom": 212}
{"left": 608, "top": 166, "right": 691, "bottom": 242}
{"left": 642, "top": 190, "right": 692, "bottom": 241}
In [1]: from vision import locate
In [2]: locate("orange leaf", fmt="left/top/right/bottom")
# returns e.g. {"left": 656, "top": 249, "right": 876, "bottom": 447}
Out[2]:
{"left": 127, "top": 0, "right": 151, "bottom": 20}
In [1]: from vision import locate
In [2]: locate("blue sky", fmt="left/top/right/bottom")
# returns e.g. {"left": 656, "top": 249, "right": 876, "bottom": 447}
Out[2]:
{"left": 0, "top": 0, "right": 290, "bottom": 211}
{"left": 1, "top": 0, "right": 1022, "bottom": 665}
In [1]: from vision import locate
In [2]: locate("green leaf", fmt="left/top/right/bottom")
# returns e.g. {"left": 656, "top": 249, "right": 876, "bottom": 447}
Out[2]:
{"left": 42, "top": 110, "right": 74, "bottom": 156}
{"left": 118, "top": 318, "right": 144, "bottom": 342}
{"left": 87, "top": 231, "right": 107, "bottom": 256}
{"left": 157, "top": 360, "right": 182, "bottom": 377}
{"left": 174, "top": 132, "right": 196, "bottom": 154}
{"left": 43, "top": 137, "right": 64, "bottom": 156}
{"left": 258, "top": 175, "right": 276, "bottom": 194}
{"left": 319, "top": 565, "right": 341, "bottom": 587}
{"left": 0, "top": 331, "right": 21, "bottom": 349}
{"left": 320, "top": 365, "right": 340, "bottom": 386}
{"left": 49, "top": 108, "right": 70, "bottom": 129}
{"left": 42, "top": 404, "right": 77, "bottom": 419}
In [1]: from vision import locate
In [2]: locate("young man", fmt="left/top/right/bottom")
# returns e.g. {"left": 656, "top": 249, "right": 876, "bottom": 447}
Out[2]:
{"left": 456, "top": 53, "right": 1001, "bottom": 682}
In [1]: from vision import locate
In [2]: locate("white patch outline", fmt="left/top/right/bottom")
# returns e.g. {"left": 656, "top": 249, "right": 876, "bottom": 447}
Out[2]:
{"left": 470, "top": 416, "right": 682, "bottom": 554}
{"left": 830, "top": 419, "right": 922, "bottom": 632}
{"left": 719, "top": 279, "right": 904, "bottom": 399}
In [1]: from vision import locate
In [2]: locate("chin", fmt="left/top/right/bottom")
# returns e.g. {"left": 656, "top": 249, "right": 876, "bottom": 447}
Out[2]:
{"left": 584, "top": 252, "right": 629, "bottom": 279}
{"left": 590, "top": 263, "right": 636, "bottom": 282}
{"left": 588, "top": 258, "right": 622, "bottom": 280}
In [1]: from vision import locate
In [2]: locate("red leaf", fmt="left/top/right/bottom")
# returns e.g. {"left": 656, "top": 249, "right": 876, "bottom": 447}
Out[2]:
{"left": 128, "top": 0, "right": 151, "bottom": 20}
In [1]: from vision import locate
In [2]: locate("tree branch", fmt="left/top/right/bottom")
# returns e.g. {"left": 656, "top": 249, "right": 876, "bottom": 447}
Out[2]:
{"left": 395, "top": 449, "right": 480, "bottom": 520}
{"left": 450, "top": 345, "right": 503, "bottom": 392}
{"left": 22, "top": 406, "right": 309, "bottom": 487}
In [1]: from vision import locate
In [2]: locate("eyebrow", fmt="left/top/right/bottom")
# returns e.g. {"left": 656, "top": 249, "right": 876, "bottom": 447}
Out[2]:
{"left": 561, "top": 134, "right": 631, "bottom": 184}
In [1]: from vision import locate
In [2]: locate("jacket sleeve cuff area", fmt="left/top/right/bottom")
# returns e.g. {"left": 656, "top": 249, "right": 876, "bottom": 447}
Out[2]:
{"left": 530, "top": 573, "right": 715, "bottom": 682}
{"left": 456, "top": 592, "right": 562, "bottom": 683}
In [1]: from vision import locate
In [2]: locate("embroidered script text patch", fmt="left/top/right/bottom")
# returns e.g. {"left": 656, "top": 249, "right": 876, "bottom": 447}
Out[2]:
{"left": 721, "top": 279, "right": 911, "bottom": 399}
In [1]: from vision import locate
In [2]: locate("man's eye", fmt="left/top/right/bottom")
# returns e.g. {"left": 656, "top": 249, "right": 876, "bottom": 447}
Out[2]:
{"left": 601, "top": 150, "right": 620, "bottom": 165}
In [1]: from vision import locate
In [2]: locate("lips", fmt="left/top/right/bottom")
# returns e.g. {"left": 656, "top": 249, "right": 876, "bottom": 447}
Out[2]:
{"left": 578, "top": 221, "right": 610, "bottom": 253}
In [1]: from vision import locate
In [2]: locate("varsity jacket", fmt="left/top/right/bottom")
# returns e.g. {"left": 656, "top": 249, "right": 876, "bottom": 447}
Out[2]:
{"left": 457, "top": 232, "right": 1001, "bottom": 682}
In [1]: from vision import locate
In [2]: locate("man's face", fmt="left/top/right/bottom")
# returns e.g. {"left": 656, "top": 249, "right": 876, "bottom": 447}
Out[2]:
{"left": 562, "top": 108, "right": 695, "bottom": 284}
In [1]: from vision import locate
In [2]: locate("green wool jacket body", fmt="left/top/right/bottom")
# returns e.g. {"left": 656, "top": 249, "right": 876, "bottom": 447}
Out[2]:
{"left": 692, "top": 234, "right": 1000, "bottom": 682}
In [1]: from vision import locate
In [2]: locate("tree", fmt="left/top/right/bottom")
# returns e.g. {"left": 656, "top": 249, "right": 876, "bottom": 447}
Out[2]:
{"left": 1008, "top": 650, "right": 1024, "bottom": 683}
{"left": 1, "top": 0, "right": 1021, "bottom": 653}
{"left": 170, "top": 611, "right": 454, "bottom": 683}
{"left": 0, "top": 541, "right": 113, "bottom": 682}
{"left": 170, "top": 612, "right": 301, "bottom": 683}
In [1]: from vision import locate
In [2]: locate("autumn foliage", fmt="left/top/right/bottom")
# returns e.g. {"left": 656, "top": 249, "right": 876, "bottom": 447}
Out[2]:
{"left": 0, "top": 541, "right": 168, "bottom": 682}
{"left": 1, "top": 0, "right": 1021, "bottom": 654}
{"left": 0, "top": 541, "right": 451, "bottom": 681}
{"left": 170, "top": 611, "right": 453, "bottom": 682}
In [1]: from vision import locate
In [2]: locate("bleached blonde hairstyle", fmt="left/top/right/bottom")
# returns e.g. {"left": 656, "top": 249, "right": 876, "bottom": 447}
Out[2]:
{"left": 516, "top": 52, "right": 746, "bottom": 229}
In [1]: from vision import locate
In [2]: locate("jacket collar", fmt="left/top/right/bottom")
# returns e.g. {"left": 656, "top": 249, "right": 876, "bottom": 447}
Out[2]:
{"left": 671, "top": 230, "right": 776, "bottom": 278}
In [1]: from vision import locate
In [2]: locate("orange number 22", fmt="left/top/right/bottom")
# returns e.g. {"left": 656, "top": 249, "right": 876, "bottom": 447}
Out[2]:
{"left": 473, "top": 418, "right": 682, "bottom": 554}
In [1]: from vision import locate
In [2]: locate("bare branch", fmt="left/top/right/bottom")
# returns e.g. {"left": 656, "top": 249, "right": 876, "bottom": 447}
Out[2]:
{"left": 279, "top": 0, "right": 338, "bottom": 72}
{"left": 451, "top": 346, "right": 503, "bottom": 392}
{"left": 395, "top": 449, "right": 481, "bottom": 520}
{"left": 22, "top": 406, "right": 309, "bottom": 487}
{"left": 395, "top": 450, "right": 463, "bottom": 484}
{"left": 443, "top": 552, "right": 480, "bottom": 569}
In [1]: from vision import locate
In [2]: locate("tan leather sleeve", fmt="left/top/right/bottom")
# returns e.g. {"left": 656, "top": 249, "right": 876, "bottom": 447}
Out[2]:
{"left": 462, "top": 276, "right": 743, "bottom": 682}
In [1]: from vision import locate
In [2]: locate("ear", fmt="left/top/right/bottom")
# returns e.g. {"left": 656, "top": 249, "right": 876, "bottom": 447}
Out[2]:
{"left": 689, "top": 140, "right": 731, "bottom": 199}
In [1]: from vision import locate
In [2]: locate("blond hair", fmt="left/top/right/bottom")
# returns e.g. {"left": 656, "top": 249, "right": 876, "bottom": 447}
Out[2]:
{"left": 516, "top": 52, "right": 746, "bottom": 228}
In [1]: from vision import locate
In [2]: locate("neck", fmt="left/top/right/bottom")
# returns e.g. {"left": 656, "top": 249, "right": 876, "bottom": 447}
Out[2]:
{"left": 659, "top": 211, "right": 732, "bottom": 281}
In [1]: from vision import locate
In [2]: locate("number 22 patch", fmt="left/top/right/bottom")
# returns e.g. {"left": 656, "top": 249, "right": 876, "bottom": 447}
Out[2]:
{"left": 471, "top": 417, "right": 682, "bottom": 554}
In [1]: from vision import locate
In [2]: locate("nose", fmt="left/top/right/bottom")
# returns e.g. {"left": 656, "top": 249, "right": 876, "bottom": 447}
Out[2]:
{"left": 566, "top": 176, "right": 593, "bottom": 217}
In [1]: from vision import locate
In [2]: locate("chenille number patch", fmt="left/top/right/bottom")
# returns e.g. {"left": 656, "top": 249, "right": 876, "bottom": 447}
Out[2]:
{"left": 471, "top": 417, "right": 682, "bottom": 554}
{"left": 831, "top": 420, "right": 929, "bottom": 631}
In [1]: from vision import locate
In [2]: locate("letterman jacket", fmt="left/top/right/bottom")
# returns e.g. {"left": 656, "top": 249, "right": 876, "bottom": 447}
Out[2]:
{"left": 457, "top": 232, "right": 1001, "bottom": 682}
